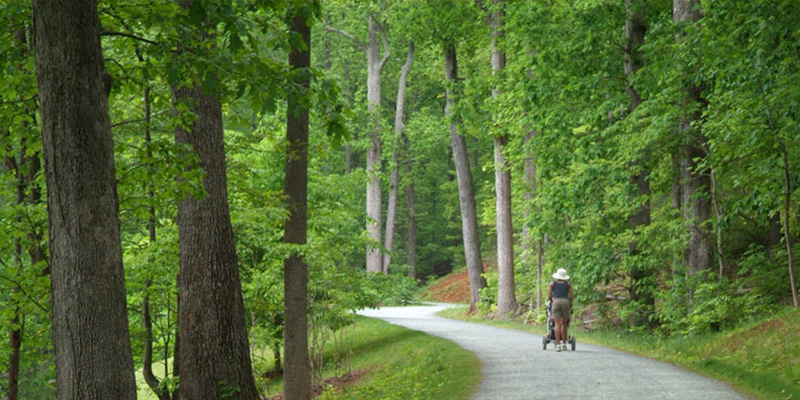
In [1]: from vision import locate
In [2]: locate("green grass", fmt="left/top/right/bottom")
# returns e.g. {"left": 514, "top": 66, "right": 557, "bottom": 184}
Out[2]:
{"left": 438, "top": 305, "right": 800, "bottom": 400}
{"left": 308, "top": 316, "right": 480, "bottom": 399}
{"left": 138, "top": 316, "right": 481, "bottom": 399}
{"left": 135, "top": 359, "right": 172, "bottom": 399}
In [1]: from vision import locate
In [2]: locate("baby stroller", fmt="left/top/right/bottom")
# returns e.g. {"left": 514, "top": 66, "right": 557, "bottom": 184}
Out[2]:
{"left": 542, "top": 301, "right": 575, "bottom": 351}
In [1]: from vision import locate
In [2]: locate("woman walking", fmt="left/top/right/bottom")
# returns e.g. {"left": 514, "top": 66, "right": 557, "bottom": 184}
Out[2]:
{"left": 547, "top": 268, "right": 574, "bottom": 352}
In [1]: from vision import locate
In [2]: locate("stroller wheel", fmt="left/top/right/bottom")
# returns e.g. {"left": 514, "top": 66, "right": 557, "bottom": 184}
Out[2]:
{"left": 542, "top": 335, "right": 548, "bottom": 350}
{"left": 570, "top": 336, "right": 576, "bottom": 351}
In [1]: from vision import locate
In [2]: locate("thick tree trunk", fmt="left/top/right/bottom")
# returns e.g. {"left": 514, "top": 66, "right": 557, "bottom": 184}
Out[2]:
{"left": 494, "top": 136, "right": 516, "bottom": 315}
{"left": 674, "top": 0, "right": 713, "bottom": 278}
{"left": 365, "top": 16, "right": 385, "bottom": 273}
{"left": 625, "top": 0, "right": 654, "bottom": 327}
{"left": 284, "top": 10, "right": 313, "bottom": 400}
{"left": 383, "top": 41, "right": 415, "bottom": 272}
{"left": 171, "top": 6, "right": 257, "bottom": 399}
{"left": 445, "top": 43, "right": 487, "bottom": 312}
{"left": 33, "top": 0, "right": 136, "bottom": 397}
{"left": 173, "top": 89, "right": 258, "bottom": 400}
{"left": 491, "top": 0, "right": 517, "bottom": 316}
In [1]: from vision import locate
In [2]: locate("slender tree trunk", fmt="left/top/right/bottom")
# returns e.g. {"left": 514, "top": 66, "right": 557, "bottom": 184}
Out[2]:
{"left": 383, "top": 41, "right": 415, "bottom": 272}
{"left": 365, "top": 15, "right": 387, "bottom": 273}
{"left": 522, "top": 131, "right": 542, "bottom": 309}
{"left": 445, "top": 42, "right": 487, "bottom": 312}
{"left": 342, "top": 62, "right": 356, "bottom": 173}
{"left": 172, "top": 279, "right": 181, "bottom": 397}
{"left": 284, "top": 9, "right": 313, "bottom": 399}
{"left": 7, "top": 27, "right": 30, "bottom": 400}
{"left": 625, "top": 0, "right": 654, "bottom": 327}
{"left": 403, "top": 131, "right": 417, "bottom": 278}
{"left": 709, "top": 167, "right": 726, "bottom": 284}
{"left": 171, "top": 4, "right": 257, "bottom": 398}
{"left": 7, "top": 144, "right": 24, "bottom": 400}
{"left": 537, "top": 237, "right": 544, "bottom": 309}
{"left": 491, "top": 0, "right": 517, "bottom": 316}
{"left": 674, "top": 0, "right": 713, "bottom": 280}
{"left": 780, "top": 140, "right": 799, "bottom": 307}
{"left": 143, "top": 292, "right": 170, "bottom": 400}
{"left": 141, "top": 85, "right": 171, "bottom": 400}
{"left": 33, "top": 0, "right": 136, "bottom": 397}
{"left": 324, "top": 17, "right": 388, "bottom": 243}
{"left": 760, "top": 82, "right": 799, "bottom": 307}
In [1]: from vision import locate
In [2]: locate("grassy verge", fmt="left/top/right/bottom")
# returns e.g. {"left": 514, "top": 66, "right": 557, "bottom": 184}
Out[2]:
{"left": 313, "top": 316, "right": 480, "bottom": 399}
{"left": 438, "top": 305, "right": 800, "bottom": 399}
{"left": 137, "top": 316, "right": 480, "bottom": 399}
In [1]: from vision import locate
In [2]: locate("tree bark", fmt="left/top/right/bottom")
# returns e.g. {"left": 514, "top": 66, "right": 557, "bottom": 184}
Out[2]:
{"left": 365, "top": 15, "right": 389, "bottom": 273}
{"left": 6, "top": 27, "right": 33, "bottom": 400}
{"left": 674, "top": 0, "right": 713, "bottom": 278}
{"left": 33, "top": 0, "right": 137, "bottom": 397}
{"left": 171, "top": 4, "right": 258, "bottom": 398}
{"left": 7, "top": 143, "right": 24, "bottom": 400}
{"left": 284, "top": 9, "right": 313, "bottom": 400}
{"left": 141, "top": 84, "right": 171, "bottom": 400}
{"left": 383, "top": 41, "right": 415, "bottom": 272}
{"left": 404, "top": 129, "right": 417, "bottom": 279}
{"left": 522, "top": 131, "right": 542, "bottom": 309}
{"left": 445, "top": 42, "right": 487, "bottom": 312}
{"left": 625, "top": 0, "right": 654, "bottom": 328}
{"left": 491, "top": 0, "right": 517, "bottom": 316}
{"left": 780, "top": 140, "right": 799, "bottom": 307}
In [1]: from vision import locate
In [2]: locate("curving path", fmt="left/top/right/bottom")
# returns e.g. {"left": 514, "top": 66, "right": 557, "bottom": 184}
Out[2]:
{"left": 358, "top": 303, "right": 744, "bottom": 400}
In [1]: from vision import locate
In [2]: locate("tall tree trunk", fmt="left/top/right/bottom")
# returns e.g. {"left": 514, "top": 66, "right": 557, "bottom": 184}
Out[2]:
{"left": 6, "top": 27, "right": 30, "bottom": 400}
{"left": 171, "top": 4, "right": 257, "bottom": 399}
{"left": 404, "top": 129, "right": 417, "bottom": 279}
{"left": 383, "top": 41, "right": 415, "bottom": 272}
{"left": 365, "top": 15, "right": 389, "bottom": 273}
{"left": 491, "top": 0, "right": 517, "bottom": 316}
{"left": 342, "top": 61, "right": 356, "bottom": 173}
{"left": 761, "top": 83, "right": 799, "bottom": 307}
{"left": 674, "top": 0, "right": 712, "bottom": 281}
{"left": 141, "top": 85, "right": 171, "bottom": 400}
{"left": 284, "top": 9, "right": 312, "bottom": 400}
{"left": 7, "top": 143, "right": 24, "bottom": 400}
{"left": 522, "top": 131, "right": 542, "bottom": 309}
{"left": 780, "top": 140, "right": 799, "bottom": 307}
{"left": 33, "top": 0, "right": 136, "bottom": 397}
{"left": 445, "top": 42, "right": 487, "bottom": 312}
{"left": 625, "top": 0, "right": 654, "bottom": 328}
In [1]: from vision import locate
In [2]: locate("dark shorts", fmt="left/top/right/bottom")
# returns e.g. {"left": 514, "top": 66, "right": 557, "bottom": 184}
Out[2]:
{"left": 552, "top": 298, "right": 571, "bottom": 320}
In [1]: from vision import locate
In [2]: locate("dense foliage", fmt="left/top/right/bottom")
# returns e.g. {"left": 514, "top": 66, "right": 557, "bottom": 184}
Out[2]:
{"left": 1, "top": 0, "right": 799, "bottom": 397}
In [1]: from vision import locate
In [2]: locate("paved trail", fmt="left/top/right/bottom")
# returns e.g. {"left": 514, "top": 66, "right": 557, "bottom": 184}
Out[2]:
{"left": 358, "top": 304, "right": 744, "bottom": 400}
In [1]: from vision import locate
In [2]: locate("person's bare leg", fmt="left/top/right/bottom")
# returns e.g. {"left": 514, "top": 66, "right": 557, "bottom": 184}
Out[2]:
{"left": 554, "top": 317, "right": 563, "bottom": 349}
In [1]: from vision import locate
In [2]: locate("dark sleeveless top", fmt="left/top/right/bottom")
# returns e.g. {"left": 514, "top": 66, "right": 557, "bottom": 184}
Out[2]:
{"left": 553, "top": 280, "right": 570, "bottom": 299}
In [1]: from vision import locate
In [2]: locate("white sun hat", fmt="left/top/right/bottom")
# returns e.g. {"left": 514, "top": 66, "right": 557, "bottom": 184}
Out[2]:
{"left": 552, "top": 268, "right": 569, "bottom": 280}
